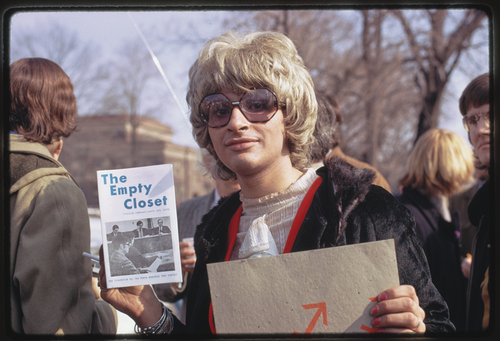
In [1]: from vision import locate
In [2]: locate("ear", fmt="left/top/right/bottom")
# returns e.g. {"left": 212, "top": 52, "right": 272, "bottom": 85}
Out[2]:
{"left": 51, "top": 140, "right": 63, "bottom": 160}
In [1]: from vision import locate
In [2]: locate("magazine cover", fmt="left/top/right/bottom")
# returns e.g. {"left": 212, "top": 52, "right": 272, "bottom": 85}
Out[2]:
{"left": 97, "top": 164, "right": 182, "bottom": 288}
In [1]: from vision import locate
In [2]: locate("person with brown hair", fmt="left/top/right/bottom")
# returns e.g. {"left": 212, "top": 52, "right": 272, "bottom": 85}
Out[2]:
{"left": 308, "top": 91, "right": 391, "bottom": 192}
{"left": 9, "top": 58, "right": 117, "bottom": 335}
{"left": 458, "top": 73, "right": 491, "bottom": 331}
{"left": 397, "top": 128, "right": 474, "bottom": 331}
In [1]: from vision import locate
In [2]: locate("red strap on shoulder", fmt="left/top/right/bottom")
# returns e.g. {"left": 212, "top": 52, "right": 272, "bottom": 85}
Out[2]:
{"left": 210, "top": 204, "right": 242, "bottom": 334}
{"left": 209, "top": 176, "right": 322, "bottom": 334}
{"left": 283, "top": 177, "right": 323, "bottom": 254}
{"left": 209, "top": 302, "right": 215, "bottom": 334}
{"left": 225, "top": 204, "right": 243, "bottom": 261}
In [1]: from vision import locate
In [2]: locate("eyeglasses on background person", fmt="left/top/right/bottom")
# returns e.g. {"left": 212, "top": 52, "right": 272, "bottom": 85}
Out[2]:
{"left": 199, "top": 88, "right": 282, "bottom": 128}
{"left": 462, "top": 111, "right": 490, "bottom": 132}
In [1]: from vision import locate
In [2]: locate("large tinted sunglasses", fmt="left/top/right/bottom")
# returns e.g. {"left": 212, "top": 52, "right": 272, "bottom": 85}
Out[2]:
{"left": 199, "top": 88, "right": 280, "bottom": 128}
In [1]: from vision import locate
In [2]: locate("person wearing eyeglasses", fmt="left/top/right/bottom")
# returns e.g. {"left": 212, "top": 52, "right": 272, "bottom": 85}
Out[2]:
{"left": 458, "top": 73, "right": 491, "bottom": 331}
{"left": 98, "top": 31, "right": 454, "bottom": 335}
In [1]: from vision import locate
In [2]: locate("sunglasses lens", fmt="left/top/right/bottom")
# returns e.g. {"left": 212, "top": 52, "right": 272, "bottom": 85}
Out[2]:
{"left": 240, "top": 89, "right": 277, "bottom": 121}
{"left": 200, "top": 94, "right": 233, "bottom": 127}
{"left": 199, "top": 88, "right": 278, "bottom": 127}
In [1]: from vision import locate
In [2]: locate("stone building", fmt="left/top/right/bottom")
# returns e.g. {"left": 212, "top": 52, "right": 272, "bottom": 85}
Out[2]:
{"left": 59, "top": 114, "right": 214, "bottom": 208}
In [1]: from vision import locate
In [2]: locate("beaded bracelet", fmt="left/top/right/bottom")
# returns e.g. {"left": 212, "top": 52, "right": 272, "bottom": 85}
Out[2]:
{"left": 134, "top": 304, "right": 174, "bottom": 335}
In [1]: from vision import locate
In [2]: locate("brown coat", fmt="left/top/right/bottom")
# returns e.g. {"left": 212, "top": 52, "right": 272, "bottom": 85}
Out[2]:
{"left": 9, "top": 134, "right": 117, "bottom": 334}
{"left": 325, "top": 146, "right": 392, "bottom": 193}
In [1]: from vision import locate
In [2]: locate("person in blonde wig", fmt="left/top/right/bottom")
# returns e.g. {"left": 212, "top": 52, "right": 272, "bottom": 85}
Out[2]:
{"left": 187, "top": 30, "right": 317, "bottom": 180}
{"left": 397, "top": 128, "right": 474, "bottom": 331}
{"left": 99, "top": 31, "right": 454, "bottom": 335}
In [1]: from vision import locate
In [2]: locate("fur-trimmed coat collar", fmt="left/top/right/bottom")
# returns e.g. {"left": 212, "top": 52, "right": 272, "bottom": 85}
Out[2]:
{"left": 194, "top": 156, "right": 375, "bottom": 262}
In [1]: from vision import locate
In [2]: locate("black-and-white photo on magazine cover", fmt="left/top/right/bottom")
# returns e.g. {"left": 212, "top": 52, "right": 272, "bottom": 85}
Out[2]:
{"left": 105, "top": 217, "right": 174, "bottom": 277}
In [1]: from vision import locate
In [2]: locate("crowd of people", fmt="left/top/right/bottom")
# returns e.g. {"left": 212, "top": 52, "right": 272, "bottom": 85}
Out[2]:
{"left": 8, "top": 29, "right": 492, "bottom": 336}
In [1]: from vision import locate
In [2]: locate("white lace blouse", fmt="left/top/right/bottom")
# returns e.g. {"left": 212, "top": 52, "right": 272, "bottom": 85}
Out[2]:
{"left": 229, "top": 168, "right": 320, "bottom": 260}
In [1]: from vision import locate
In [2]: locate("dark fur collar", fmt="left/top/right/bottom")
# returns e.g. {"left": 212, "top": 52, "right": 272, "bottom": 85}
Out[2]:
{"left": 321, "top": 155, "right": 376, "bottom": 243}
{"left": 197, "top": 156, "right": 376, "bottom": 260}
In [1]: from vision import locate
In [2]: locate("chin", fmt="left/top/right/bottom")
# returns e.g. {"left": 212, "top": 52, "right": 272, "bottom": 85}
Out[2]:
{"left": 477, "top": 151, "right": 490, "bottom": 168}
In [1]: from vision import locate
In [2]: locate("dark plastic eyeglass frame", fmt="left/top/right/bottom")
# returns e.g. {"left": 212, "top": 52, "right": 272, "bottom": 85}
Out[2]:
{"left": 199, "top": 87, "right": 281, "bottom": 128}
{"left": 462, "top": 111, "right": 490, "bottom": 132}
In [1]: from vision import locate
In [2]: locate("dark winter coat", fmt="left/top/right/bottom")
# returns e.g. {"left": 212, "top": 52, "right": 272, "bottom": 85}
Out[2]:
{"left": 397, "top": 187, "right": 467, "bottom": 331}
{"left": 170, "top": 157, "right": 454, "bottom": 335}
{"left": 9, "top": 134, "right": 117, "bottom": 334}
{"left": 466, "top": 180, "right": 491, "bottom": 331}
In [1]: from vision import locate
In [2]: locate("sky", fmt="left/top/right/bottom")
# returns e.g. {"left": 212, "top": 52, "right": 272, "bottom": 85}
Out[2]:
{"left": 8, "top": 8, "right": 490, "bottom": 149}
{"left": 10, "top": 10, "right": 230, "bottom": 148}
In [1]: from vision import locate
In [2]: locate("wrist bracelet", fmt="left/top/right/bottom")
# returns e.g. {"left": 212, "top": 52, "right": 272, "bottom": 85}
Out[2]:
{"left": 134, "top": 304, "right": 174, "bottom": 335}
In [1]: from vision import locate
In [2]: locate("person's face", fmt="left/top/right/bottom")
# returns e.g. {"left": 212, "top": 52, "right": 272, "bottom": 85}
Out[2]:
{"left": 207, "top": 89, "right": 289, "bottom": 177}
{"left": 122, "top": 242, "right": 131, "bottom": 253}
{"left": 466, "top": 103, "right": 490, "bottom": 167}
{"left": 158, "top": 221, "right": 163, "bottom": 226}
{"left": 137, "top": 223, "right": 143, "bottom": 229}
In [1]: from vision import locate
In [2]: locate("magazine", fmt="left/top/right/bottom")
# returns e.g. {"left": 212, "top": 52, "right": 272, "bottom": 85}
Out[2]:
{"left": 97, "top": 164, "right": 182, "bottom": 288}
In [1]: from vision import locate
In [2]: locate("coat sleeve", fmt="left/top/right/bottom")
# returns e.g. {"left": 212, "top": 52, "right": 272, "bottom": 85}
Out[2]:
{"left": 346, "top": 186, "right": 455, "bottom": 333}
{"left": 12, "top": 176, "right": 117, "bottom": 334}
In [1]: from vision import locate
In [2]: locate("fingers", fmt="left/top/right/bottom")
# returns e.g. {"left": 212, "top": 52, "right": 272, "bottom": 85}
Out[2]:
{"left": 372, "top": 311, "right": 425, "bottom": 333}
{"left": 179, "top": 241, "right": 190, "bottom": 250}
{"left": 180, "top": 246, "right": 195, "bottom": 258}
{"left": 371, "top": 285, "right": 426, "bottom": 333}
{"left": 379, "top": 285, "right": 419, "bottom": 306}
{"left": 180, "top": 241, "right": 196, "bottom": 273}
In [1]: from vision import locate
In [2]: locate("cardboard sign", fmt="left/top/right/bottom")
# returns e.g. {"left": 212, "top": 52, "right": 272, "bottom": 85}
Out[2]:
{"left": 207, "top": 239, "right": 399, "bottom": 334}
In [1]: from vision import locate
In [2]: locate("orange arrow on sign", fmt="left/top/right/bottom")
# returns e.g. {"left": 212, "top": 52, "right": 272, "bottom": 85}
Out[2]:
{"left": 360, "top": 324, "right": 377, "bottom": 333}
{"left": 360, "top": 297, "right": 379, "bottom": 333}
{"left": 302, "top": 302, "right": 328, "bottom": 334}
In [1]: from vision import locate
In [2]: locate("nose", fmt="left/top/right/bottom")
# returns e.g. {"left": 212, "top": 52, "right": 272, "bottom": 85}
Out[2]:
{"left": 226, "top": 105, "right": 249, "bottom": 131}
{"left": 477, "top": 114, "right": 490, "bottom": 134}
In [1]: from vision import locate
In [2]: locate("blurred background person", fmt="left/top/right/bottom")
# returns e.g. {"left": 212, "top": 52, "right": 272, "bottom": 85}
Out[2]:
{"left": 158, "top": 219, "right": 171, "bottom": 234}
{"left": 154, "top": 150, "right": 240, "bottom": 323}
{"left": 109, "top": 235, "right": 140, "bottom": 276}
{"left": 449, "top": 153, "right": 489, "bottom": 279}
{"left": 9, "top": 57, "right": 116, "bottom": 334}
{"left": 133, "top": 220, "right": 145, "bottom": 238}
{"left": 107, "top": 224, "right": 122, "bottom": 241}
{"left": 457, "top": 73, "right": 491, "bottom": 331}
{"left": 308, "top": 91, "right": 391, "bottom": 193}
{"left": 396, "top": 128, "right": 474, "bottom": 331}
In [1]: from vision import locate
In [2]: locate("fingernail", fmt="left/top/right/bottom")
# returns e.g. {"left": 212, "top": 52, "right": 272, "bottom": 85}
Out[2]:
{"left": 371, "top": 305, "right": 379, "bottom": 315}
{"left": 379, "top": 292, "right": 387, "bottom": 301}
{"left": 372, "top": 317, "right": 381, "bottom": 326}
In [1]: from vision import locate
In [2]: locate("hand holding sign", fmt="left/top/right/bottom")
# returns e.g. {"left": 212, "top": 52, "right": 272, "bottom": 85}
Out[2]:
{"left": 370, "top": 285, "right": 426, "bottom": 333}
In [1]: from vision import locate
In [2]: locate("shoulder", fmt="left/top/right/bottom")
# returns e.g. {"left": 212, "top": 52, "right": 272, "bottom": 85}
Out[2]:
{"left": 361, "top": 185, "right": 414, "bottom": 222}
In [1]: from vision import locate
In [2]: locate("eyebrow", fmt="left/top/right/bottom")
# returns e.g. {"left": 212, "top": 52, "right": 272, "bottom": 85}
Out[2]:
{"left": 467, "top": 109, "right": 489, "bottom": 117}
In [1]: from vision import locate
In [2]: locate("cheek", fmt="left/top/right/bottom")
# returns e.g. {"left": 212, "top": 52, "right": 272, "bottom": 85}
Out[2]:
{"left": 469, "top": 131, "right": 479, "bottom": 148}
{"left": 208, "top": 129, "right": 221, "bottom": 149}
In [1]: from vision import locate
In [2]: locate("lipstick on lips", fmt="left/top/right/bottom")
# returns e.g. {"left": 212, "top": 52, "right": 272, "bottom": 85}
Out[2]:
{"left": 225, "top": 138, "right": 258, "bottom": 150}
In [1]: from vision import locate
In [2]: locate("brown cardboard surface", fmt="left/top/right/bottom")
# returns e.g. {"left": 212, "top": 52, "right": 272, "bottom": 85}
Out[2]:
{"left": 207, "top": 239, "right": 399, "bottom": 335}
